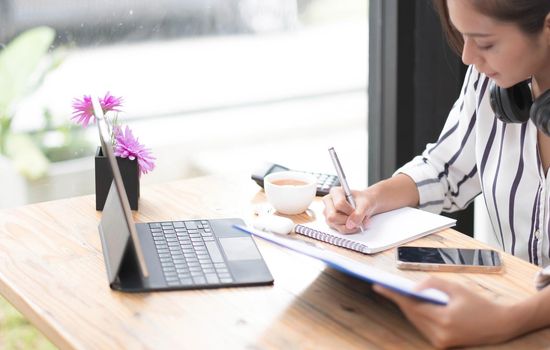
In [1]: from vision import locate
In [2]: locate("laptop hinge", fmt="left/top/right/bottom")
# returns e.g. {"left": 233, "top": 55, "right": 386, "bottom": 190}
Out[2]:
{"left": 111, "top": 240, "right": 146, "bottom": 292}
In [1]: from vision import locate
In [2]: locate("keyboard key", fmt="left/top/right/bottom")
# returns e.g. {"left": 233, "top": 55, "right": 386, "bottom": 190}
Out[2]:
{"left": 180, "top": 278, "right": 193, "bottom": 286}
{"left": 193, "top": 276, "right": 206, "bottom": 285}
{"left": 205, "top": 274, "right": 219, "bottom": 284}
{"left": 205, "top": 242, "right": 224, "bottom": 263}
{"left": 218, "top": 272, "right": 232, "bottom": 279}
{"left": 149, "top": 223, "right": 161, "bottom": 228}
{"left": 220, "top": 278, "right": 233, "bottom": 283}
{"left": 185, "top": 221, "right": 198, "bottom": 230}
{"left": 173, "top": 222, "right": 186, "bottom": 228}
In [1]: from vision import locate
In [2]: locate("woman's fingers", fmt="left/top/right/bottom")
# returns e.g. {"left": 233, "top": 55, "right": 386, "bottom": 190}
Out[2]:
{"left": 323, "top": 187, "right": 375, "bottom": 233}
{"left": 328, "top": 187, "right": 354, "bottom": 215}
{"left": 322, "top": 195, "right": 363, "bottom": 234}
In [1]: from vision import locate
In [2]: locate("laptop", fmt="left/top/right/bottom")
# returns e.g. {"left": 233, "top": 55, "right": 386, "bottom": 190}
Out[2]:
{"left": 93, "top": 97, "right": 274, "bottom": 292}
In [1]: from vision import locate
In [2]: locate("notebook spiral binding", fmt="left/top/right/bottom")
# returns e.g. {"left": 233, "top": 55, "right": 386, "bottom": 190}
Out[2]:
{"left": 294, "top": 225, "right": 370, "bottom": 254}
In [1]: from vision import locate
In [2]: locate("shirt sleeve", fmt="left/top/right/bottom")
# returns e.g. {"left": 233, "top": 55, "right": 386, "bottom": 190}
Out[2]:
{"left": 394, "top": 65, "right": 482, "bottom": 214}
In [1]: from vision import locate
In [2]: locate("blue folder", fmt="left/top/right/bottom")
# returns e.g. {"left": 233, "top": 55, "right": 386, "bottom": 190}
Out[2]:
{"left": 234, "top": 224, "right": 449, "bottom": 305}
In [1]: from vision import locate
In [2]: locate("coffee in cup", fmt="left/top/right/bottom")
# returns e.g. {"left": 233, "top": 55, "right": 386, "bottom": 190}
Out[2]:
{"left": 264, "top": 171, "right": 317, "bottom": 215}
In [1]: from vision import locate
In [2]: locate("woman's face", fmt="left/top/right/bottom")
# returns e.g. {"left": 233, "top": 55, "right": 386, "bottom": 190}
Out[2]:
{"left": 447, "top": 0, "right": 550, "bottom": 88}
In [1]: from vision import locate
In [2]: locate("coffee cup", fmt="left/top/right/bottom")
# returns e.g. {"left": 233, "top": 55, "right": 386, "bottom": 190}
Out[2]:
{"left": 264, "top": 171, "right": 317, "bottom": 215}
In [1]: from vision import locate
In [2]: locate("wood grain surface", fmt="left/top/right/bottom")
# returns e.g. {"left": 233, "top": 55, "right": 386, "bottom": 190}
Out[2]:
{"left": 0, "top": 175, "right": 548, "bottom": 349}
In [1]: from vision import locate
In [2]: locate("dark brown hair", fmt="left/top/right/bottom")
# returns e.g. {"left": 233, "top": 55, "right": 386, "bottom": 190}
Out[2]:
{"left": 433, "top": 0, "right": 550, "bottom": 55}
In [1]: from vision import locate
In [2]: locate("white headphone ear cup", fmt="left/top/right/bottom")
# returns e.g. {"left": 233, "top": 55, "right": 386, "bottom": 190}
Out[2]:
{"left": 531, "top": 90, "right": 550, "bottom": 136}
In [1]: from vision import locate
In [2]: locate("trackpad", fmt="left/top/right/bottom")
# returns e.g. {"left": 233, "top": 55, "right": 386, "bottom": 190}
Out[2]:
{"left": 219, "top": 237, "right": 261, "bottom": 261}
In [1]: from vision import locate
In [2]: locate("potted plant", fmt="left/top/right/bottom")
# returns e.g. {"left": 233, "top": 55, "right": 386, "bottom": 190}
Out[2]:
{"left": 0, "top": 26, "right": 58, "bottom": 207}
{"left": 71, "top": 93, "right": 156, "bottom": 210}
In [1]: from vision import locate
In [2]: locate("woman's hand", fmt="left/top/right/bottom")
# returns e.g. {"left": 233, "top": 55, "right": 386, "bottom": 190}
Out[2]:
{"left": 373, "top": 277, "right": 518, "bottom": 348}
{"left": 322, "top": 187, "right": 377, "bottom": 234}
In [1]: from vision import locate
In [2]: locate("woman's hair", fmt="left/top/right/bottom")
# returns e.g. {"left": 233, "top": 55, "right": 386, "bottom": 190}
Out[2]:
{"left": 433, "top": 0, "right": 550, "bottom": 55}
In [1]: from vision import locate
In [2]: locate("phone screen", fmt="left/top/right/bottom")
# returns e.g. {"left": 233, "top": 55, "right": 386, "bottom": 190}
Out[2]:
{"left": 397, "top": 247, "right": 501, "bottom": 267}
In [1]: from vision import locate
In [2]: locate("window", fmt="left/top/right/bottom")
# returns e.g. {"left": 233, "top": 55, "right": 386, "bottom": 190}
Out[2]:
{"left": 0, "top": 0, "right": 368, "bottom": 207}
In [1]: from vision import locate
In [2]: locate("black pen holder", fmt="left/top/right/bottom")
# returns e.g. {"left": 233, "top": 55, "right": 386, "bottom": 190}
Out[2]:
{"left": 95, "top": 146, "right": 140, "bottom": 211}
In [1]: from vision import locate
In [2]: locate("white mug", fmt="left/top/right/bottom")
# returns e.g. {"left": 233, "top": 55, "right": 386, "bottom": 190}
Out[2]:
{"left": 264, "top": 171, "right": 317, "bottom": 215}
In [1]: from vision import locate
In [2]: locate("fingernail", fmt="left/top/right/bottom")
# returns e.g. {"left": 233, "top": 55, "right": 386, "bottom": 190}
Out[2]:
{"left": 346, "top": 220, "right": 356, "bottom": 229}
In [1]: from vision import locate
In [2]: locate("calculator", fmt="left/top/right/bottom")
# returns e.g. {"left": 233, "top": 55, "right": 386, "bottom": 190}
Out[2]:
{"left": 251, "top": 162, "right": 340, "bottom": 196}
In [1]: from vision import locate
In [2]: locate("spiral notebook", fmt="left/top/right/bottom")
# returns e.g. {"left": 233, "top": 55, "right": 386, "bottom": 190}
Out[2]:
{"left": 294, "top": 207, "right": 456, "bottom": 254}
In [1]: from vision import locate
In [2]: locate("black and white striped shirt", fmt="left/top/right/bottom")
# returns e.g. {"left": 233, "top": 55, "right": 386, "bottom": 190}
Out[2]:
{"left": 396, "top": 65, "right": 547, "bottom": 266}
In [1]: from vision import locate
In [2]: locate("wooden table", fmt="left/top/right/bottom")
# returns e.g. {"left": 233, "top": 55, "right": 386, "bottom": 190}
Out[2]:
{"left": 0, "top": 175, "right": 548, "bottom": 349}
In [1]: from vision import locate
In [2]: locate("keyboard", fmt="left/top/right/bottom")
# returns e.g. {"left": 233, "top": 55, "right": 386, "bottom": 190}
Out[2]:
{"left": 148, "top": 220, "right": 234, "bottom": 287}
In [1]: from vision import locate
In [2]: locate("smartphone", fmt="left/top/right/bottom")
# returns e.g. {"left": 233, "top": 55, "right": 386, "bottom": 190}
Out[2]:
{"left": 396, "top": 246, "right": 503, "bottom": 273}
{"left": 251, "top": 162, "right": 340, "bottom": 196}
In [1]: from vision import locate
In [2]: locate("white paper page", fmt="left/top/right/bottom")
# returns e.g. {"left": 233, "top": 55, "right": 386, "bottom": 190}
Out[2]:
{"left": 235, "top": 224, "right": 449, "bottom": 305}
{"left": 304, "top": 207, "right": 456, "bottom": 252}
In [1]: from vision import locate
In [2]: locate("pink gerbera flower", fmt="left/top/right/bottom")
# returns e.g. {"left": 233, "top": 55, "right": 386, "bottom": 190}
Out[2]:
{"left": 113, "top": 126, "right": 156, "bottom": 175}
{"left": 71, "top": 92, "right": 123, "bottom": 127}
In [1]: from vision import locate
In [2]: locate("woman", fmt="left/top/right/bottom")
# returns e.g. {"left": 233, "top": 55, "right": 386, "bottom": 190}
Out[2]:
{"left": 323, "top": 0, "right": 550, "bottom": 347}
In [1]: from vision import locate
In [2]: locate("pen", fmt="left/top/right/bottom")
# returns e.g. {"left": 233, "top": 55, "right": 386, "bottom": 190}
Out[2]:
{"left": 328, "top": 147, "right": 365, "bottom": 232}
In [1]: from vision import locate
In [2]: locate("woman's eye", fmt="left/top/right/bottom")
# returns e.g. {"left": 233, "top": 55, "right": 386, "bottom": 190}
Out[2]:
{"left": 478, "top": 44, "right": 494, "bottom": 51}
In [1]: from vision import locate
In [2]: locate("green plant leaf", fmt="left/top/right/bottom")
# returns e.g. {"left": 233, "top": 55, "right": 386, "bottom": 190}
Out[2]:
{"left": 4, "top": 133, "right": 50, "bottom": 180}
{"left": 0, "top": 27, "right": 56, "bottom": 117}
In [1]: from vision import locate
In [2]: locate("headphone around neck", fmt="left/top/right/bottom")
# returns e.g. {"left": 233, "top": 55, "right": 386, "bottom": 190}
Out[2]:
{"left": 489, "top": 79, "right": 550, "bottom": 136}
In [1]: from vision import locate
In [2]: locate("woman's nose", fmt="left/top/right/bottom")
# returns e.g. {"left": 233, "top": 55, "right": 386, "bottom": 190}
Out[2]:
{"left": 461, "top": 38, "right": 477, "bottom": 66}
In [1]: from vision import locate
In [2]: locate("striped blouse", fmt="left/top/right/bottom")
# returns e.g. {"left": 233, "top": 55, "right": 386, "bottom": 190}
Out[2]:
{"left": 396, "top": 65, "right": 547, "bottom": 266}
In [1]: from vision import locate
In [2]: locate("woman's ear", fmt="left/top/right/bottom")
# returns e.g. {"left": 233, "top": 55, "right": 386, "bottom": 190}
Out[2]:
{"left": 545, "top": 13, "right": 550, "bottom": 45}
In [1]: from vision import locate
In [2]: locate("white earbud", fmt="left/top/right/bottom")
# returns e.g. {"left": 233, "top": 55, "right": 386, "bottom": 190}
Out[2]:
{"left": 252, "top": 215, "right": 295, "bottom": 235}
